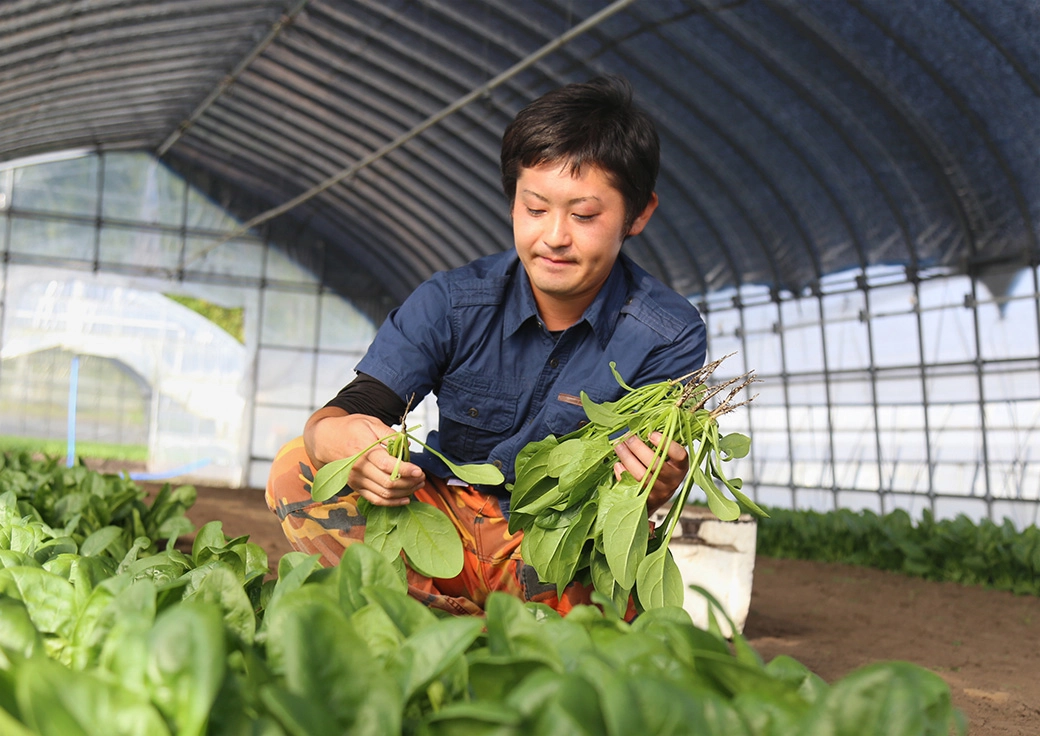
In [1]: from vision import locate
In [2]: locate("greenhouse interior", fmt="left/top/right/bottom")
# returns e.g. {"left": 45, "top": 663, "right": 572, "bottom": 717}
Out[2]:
{"left": 3, "top": 0, "right": 1038, "bottom": 529}
{"left": 1, "top": 2, "right": 1038, "bottom": 735}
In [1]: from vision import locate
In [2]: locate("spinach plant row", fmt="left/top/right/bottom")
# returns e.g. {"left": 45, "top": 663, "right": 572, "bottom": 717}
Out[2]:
{"left": 758, "top": 505, "right": 1040, "bottom": 596}
{"left": 0, "top": 455, "right": 965, "bottom": 735}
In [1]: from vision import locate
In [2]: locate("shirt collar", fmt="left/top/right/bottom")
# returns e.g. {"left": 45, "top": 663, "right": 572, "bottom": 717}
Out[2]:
{"left": 503, "top": 253, "right": 630, "bottom": 348}
{"left": 503, "top": 258, "right": 540, "bottom": 338}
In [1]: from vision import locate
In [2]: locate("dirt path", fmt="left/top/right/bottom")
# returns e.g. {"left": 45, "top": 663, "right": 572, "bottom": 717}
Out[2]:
{"left": 744, "top": 557, "right": 1040, "bottom": 736}
{"left": 178, "top": 485, "right": 1040, "bottom": 736}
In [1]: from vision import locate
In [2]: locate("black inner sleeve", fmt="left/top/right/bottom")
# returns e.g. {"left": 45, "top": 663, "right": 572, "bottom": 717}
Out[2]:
{"left": 324, "top": 372, "right": 409, "bottom": 426}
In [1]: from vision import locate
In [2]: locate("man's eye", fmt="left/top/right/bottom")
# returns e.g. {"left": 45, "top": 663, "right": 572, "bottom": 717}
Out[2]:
{"left": 526, "top": 207, "right": 545, "bottom": 216}
{"left": 573, "top": 213, "right": 596, "bottom": 222}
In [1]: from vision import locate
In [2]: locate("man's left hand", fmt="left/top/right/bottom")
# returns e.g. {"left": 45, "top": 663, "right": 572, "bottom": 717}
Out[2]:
{"left": 613, "top": 431, "right": 689, "bottom": 514}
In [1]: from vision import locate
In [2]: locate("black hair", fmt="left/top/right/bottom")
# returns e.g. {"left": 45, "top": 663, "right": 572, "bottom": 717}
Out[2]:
{"left": 500, "top": 76, "right": 660, "bottom": 231}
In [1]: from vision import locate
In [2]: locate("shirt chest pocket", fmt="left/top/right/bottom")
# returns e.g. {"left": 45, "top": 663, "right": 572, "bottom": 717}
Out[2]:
{"left": 543, "top": 379, "right": 625, "bottom": 437}
{"left": 437, "top": 373, "right": 520, "bottom": 461}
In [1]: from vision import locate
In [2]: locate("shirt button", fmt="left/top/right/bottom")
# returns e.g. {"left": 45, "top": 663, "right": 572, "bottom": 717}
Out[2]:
{"left": 468, "top": 407, "right": 479, "bottom": 417}
{"left": 549, "top": 358, "right": 559, "bottom": 368}
{"left": 492, "top": 459, "right": 503, "bottom": 469}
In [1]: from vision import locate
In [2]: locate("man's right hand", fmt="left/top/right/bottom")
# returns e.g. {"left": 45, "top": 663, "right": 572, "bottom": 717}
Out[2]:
{"left": 303, "top": 407, "right": 425, "bottom": 506}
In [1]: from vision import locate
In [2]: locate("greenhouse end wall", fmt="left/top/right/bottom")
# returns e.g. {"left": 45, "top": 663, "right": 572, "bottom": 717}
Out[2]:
{"left": 0, "top": 150, "right": 392, "bottom": 488}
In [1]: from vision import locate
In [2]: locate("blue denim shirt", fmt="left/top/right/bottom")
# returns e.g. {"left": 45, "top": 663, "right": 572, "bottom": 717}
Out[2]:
{"left": 355, "top": 250, "right": 706, "bottom": 494}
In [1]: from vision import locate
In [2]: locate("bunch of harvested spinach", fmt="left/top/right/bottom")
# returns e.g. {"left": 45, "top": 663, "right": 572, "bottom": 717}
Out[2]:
{"left": 508, "top": 354, "right": 763, "bottom": 613}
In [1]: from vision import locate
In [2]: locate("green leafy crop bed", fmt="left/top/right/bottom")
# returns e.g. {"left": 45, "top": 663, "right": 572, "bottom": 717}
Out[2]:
{"left": 0, "top": 452, "right": 965, "bottom": 735}
{"left": 757, "top": 506, "right": 1040, "bottom": 596}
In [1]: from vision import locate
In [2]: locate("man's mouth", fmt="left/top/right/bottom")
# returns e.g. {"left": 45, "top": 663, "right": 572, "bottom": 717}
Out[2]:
{"left": 538, "top": 254, "right": 576, "bottom": 266}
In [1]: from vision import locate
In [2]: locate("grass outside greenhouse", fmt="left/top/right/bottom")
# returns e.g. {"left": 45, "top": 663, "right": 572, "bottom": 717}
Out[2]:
{"left": 0, "top": 436, "right": 148, "bottom": 462}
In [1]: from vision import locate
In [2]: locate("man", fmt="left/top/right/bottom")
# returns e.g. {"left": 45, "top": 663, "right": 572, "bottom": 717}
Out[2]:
{"left": 266, "top": 76, "right": 706, "bottom": 617}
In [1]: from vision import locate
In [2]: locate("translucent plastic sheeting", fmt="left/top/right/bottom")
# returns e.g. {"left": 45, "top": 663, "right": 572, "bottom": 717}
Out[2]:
{"left": 2, "top": 266, "right": 251, "bottom": 486}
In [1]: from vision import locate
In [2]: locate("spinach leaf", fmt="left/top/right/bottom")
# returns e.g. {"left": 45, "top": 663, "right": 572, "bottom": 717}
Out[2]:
{"left": 589, "top": 547, "right": 631, "bottom": 618}
{"left": 397, "top": 502, "right": 465, "bottom": 579}
{"left": 579, "top": 391, "right": 628, "bottom": 431}
{"left": 414, "top": 441, "right": 504, "bottom": 487}
{"left": 519, "top": 521, "right": 569, "bottom": 587}
{"left": 336, "top": 540, "right": 407, "bottom": 615}
{"left": 635, "top": 545, "right": 684, "bottom": 610}
{"left": 601, "top": 491, "right": 649, "bottom": 590}
{"left": 360, "top": 502, "right": 403, "bottom": 562}
{"left": 544, "top": 502, "right": 598, "bottom": 597}
{"left": 263, "top": 594, "right": 388, "bottom": 734}
{"left": 17, "top": 657, "right": 171, "bottom": 736}
{"left": 145, "top": 602, "right": 225, "bottom": 736}
{"left": 0, "top": 567, "right": 77, "bottom": 640}
{"left": 386, "top": 616, "right": 483, "bottom": 702}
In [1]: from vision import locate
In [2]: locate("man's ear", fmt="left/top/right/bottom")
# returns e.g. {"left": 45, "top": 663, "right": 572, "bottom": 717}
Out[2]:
{"left": 627, "top": 192, "right": 659, "bottom": 236}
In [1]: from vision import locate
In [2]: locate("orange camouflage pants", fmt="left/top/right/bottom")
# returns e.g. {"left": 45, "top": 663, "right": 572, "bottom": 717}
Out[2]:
{"left": 265, "top": 437, "right": 631, "bottom": 618}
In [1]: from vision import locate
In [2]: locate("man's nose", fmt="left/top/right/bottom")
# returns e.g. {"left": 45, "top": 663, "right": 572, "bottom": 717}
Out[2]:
{"left": 543, "top": 213, "right": 572, "bottom": 247}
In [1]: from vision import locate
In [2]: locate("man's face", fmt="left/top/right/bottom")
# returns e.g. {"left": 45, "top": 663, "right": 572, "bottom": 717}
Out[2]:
{"left": 512, "top": 161, "right": 656, "bottom": 323}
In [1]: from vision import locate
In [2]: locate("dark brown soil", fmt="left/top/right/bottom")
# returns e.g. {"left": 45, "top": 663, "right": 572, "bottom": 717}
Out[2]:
{"left": 176, "top": 484, "right": 1040, "bottom": 736}
{"left": 745, "top": 558, "right": 1040, "bottom": 736}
